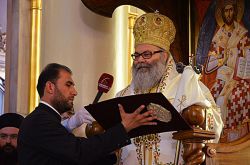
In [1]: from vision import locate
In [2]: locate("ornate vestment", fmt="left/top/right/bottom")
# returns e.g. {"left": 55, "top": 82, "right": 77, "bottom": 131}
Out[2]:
{"left": 203, "top": 21, "right": 250, "bottom": 133}
{"left": 117, "top": 55, "right": 223, "bottom": 165}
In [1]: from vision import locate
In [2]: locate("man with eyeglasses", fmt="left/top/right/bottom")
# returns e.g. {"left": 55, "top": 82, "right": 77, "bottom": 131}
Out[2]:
{"left": 0, "top": 113, "right": 24, "bottom": 165}
{"left": 115, "top": 12, "right": 223, "bottom": 165}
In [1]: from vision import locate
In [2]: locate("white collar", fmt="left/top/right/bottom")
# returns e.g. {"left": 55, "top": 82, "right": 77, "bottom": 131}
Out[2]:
{"left": 40, "top": 100, "right": 61, "bottom": 116}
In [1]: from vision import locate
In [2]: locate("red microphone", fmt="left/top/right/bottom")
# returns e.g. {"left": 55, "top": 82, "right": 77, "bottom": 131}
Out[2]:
{"left": 93, "top": 73, "right": 113, "bottom": 104}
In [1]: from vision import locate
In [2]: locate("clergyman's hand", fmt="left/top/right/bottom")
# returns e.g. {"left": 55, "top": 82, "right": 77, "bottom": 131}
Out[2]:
{"left": 118, "top": 104, "right": 157, "bottom": 132}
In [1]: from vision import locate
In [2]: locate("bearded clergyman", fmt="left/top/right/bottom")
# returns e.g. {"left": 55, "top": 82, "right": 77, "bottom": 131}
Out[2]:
{"left": 0, "top": 113, "right": 24, "bottom": 165}
{"left": 116, "top": 12, "right": 224, "bottom": 165}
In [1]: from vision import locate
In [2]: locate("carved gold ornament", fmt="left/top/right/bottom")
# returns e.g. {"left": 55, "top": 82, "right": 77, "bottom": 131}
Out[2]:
{"left": 147, "top": 103, "right": 172, "bottom": 123}
{"left": 133, "top": 12, "right": 176, "bottom": 51}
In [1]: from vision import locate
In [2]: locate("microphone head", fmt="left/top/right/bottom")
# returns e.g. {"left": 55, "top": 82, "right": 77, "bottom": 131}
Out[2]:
{"left": 98, "top": 73, "right": 113, "bottom": 93}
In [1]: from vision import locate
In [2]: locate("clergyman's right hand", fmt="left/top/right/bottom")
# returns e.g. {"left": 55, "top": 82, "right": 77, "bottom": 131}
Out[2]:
{"left": 118, "top": 104, "right": 157, "bottom": 132}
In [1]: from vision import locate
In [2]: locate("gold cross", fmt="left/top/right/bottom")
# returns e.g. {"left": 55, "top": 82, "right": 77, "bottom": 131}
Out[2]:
{"left": 177, "top": 95, "right": 187, "bottom": 110}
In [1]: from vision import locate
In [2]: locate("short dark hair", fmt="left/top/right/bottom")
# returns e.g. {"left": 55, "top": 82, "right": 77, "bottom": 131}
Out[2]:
{"left": 37, "top": 63, "right": 72, "bottom": 98}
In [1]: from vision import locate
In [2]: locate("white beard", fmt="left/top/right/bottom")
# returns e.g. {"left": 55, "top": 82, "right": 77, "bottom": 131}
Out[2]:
{"left": 131, "top": 59, "right": 166, "bottom": 92}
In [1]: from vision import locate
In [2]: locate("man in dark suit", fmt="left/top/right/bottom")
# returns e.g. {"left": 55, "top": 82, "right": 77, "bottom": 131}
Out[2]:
{"left": 17, "top": 63, "right": 157, "bottom": 165}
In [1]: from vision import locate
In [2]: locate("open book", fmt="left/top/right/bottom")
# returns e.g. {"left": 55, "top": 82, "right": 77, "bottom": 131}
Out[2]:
{"left": 233, "top": 48, "right": 250, "bottom": 82}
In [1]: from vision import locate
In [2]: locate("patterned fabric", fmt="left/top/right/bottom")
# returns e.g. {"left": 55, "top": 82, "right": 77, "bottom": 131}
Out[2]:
{"left": 226, "top": 79, "right": 250, "bottom": 129}
{"left": 211, "top": 79, "right": 225, "bottom": 99}
{"left": 133, "top": 134, "right": 161, "bottom": 165}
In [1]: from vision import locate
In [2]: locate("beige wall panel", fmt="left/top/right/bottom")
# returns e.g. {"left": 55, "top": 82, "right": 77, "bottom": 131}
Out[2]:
{"left": 41, "top": 0, "right": 129, "bottom": 111}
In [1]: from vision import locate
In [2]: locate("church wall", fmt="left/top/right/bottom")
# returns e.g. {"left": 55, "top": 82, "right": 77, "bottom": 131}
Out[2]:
{"left": 41, "top": 0, "right": 129, "bottom": 111}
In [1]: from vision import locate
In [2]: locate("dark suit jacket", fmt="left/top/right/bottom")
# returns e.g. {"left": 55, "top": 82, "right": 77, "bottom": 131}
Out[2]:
{"left": 18, "top": 103, "right": 130, "bottom": 165}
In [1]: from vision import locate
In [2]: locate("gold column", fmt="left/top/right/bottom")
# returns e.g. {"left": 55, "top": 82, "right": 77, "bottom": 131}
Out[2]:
{"left": 29, "top": 0, "right": 42, "bottom": 113}
{"left": 127, "top": 10, "right": 137, "bottom": 83}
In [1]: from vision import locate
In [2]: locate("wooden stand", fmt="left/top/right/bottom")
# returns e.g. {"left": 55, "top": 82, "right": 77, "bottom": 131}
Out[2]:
{"left": 173, "top": 105, "right": 215, "bottom": 165}
{"left": 85, "top": 121, "right": 105, "bottom": 137}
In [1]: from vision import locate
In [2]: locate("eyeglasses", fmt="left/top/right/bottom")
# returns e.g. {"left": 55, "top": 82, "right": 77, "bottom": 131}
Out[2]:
{"left": 0, "top": 133, "right": 18, "bottom": 140}
{"left": 131, "top": 50, "right": 164, "bottom": 61}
